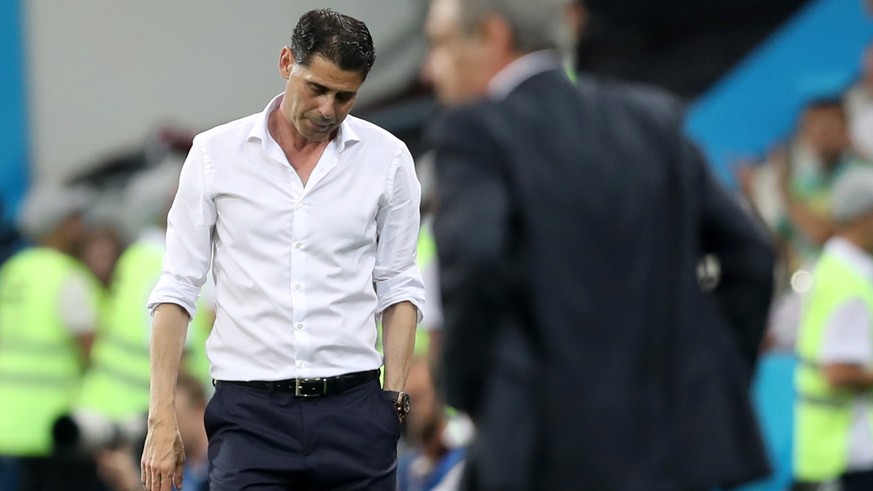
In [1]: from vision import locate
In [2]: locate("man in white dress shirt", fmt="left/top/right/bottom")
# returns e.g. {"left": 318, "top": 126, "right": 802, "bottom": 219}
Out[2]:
{"left": 140, "top": 9, "right": 424, "bottom": 491}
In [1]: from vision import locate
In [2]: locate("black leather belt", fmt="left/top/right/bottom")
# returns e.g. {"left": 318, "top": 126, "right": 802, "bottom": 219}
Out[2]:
{"left": 216, "top": 369, "right": 379, "bottom": 397}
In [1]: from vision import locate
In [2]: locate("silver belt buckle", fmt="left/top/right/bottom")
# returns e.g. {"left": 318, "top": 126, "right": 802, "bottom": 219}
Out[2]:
{"left": 294, "top": 377, "right": 326, "bottom": 397}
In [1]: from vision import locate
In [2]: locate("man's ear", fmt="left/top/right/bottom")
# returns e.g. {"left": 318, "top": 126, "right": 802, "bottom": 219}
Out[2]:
{"left": 279, "top": 46, "right": 295, "bottom": 79}
{"left": 477, "top": 13, "right": 514, "bottom": 54}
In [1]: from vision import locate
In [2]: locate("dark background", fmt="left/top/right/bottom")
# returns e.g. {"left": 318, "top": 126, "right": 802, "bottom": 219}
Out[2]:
{"left": 577, "top": 0, "right": 809, "bottom": 100}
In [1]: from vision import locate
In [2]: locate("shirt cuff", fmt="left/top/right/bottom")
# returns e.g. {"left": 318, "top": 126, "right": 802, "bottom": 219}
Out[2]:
{"left": 375, "top": 265, "right": 426, "bottom": 324}
{"left": 147, "top": 273, "right": 201, "bottom": 321}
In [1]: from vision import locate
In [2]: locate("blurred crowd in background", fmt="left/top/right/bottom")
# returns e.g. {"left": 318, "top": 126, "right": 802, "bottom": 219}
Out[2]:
{"left": 734, "top": 41, "right": 873, "bottom": 490}
{"left": 738, "top": 43, "right": 873, "bottom": 352}
{"left": 0, "top": 1, "right": 872, "bottom": 490}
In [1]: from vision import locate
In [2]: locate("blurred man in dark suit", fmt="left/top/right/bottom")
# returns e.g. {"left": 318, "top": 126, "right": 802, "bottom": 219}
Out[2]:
{"left": 421, "top": 0, "right": 776, "bottom": 490}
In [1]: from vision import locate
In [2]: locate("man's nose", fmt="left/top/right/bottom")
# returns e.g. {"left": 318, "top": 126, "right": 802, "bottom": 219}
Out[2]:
{"left": 318, "top": 95, "right": 337, "bottom": 121}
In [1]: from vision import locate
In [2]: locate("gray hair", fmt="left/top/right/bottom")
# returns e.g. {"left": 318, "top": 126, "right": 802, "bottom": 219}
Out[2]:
{"left": 456, "top": 0, "right": 575, "bottom": 54}
{"left": 18, "top": 183, "right": 92, "bottom": 242}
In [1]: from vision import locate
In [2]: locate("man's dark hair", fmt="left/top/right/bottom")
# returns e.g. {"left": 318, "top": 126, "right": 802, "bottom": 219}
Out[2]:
{"left": 290, "top": 9, "right": 376, "bottom": 79}
{"left": 805, "top": 97, "right": 846, "bottom": 118}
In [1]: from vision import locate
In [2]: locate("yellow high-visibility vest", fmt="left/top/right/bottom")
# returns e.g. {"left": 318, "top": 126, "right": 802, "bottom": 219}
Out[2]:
{"left": 794, "top": 250, "right": 873, "bottom": 481}
{"left": 0, "top": 248, "right": 94, "bottom": 456}
{"left": 77, "top": 242, "right": 161, "bottom": 420}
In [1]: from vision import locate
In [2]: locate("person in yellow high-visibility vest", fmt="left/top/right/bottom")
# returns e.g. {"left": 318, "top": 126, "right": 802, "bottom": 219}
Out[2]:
{"left": 794, "top": 165, "right": 873, "bottom": 491}
{"left": 75, "top": 227, "right": 169, "bottom": 421}
{"left": 0, "top": 183, "right": 102, "bottom": 490}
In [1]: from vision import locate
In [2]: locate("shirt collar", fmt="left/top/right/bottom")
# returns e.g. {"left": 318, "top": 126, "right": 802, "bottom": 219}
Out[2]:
{"left": 487, "top": 50, "right": 564, "bottom": 101}
{"left": 247, "top": 92, "right": 361, "bottom": 152}
{"left": 824, "top": 236, "right": 873, "bottom": 281}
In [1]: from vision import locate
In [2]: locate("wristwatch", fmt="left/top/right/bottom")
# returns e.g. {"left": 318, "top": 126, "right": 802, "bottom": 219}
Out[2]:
{"left": 383, "top": 390, "right": 411, "bottom": 421}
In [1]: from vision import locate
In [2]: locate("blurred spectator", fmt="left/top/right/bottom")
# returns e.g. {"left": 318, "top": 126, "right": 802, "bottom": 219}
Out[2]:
{"left": 775, "top": 99, "right": 870, "bottom": 272}
{"left": 793, "top": 166, "right": 873, "bottom": 491}
{"left": 734, "top": 81, "right": 873, "bottom": 491}
{"left": 740, "top": 98, "right": 869, "bottom": 273}
{"left": 80, "top": 227, "right": 125, "bottom": 290}
{"left": 398, "top": 357, "right": 466, "bottom": 491}
{"left": 80, "top": 225, "right": 127, "bottom": 333}
{"left": 94, "top": 371, "right": 209, "bottom": 491}
{"left": 0, "top": 183, "right": 104, "bottom": 490}
{"left": 744, "top": 100, "right": 872, "bottom": 354}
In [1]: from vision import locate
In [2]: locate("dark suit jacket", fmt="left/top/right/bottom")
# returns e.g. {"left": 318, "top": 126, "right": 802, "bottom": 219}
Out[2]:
{"left": 430, "top": 68, "right": 775, "bottom": 491}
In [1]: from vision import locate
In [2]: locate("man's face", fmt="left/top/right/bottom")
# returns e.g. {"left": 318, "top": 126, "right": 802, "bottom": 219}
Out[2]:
{"left": 801, "top": 107, "right": 849, "bottom": 164}
{"left": 422, "top": 0, "right": 492, "bottom": 105}
{"left": 279, "top": 50, "right": 364, "bottom": 142}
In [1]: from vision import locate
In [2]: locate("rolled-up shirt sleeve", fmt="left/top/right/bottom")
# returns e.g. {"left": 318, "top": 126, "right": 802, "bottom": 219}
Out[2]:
{"left": 374, "top": 146, "right": 425, "bottom": 322}
{"left": 147, "top": 137, "right": 216, "bottom": 320}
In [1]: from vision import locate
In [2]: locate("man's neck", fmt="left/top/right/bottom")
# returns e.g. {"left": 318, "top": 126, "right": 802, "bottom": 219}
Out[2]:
{"left": 267, "top": 108, "right": 331, "bottom": 186}
{"left": 268, "top": 108, "right": 332, "bottom": 155}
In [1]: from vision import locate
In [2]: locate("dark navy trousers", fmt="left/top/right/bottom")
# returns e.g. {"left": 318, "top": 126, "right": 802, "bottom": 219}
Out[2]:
{"left": 206, "top": 378, "right": 400, "bottom": 490}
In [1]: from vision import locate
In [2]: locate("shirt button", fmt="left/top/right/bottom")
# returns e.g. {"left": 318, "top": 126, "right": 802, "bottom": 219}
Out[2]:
{"left": 296, "top": 202, "right": 304, "bottom": 209}
{"left": 295, "top": 242, "right": 302, "bottom": 249}
{"left": 294, "top": 283, "right": 302, "bottom": 290}
{"left": 296, "top": 360, "right": 304, "bottom": 367}
{"left": 296, "top": 323, "right": 304, "bottom": 330}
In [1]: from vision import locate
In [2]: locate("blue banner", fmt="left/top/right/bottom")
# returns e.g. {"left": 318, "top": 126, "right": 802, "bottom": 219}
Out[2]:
{"left": 686, "top": 0, "right": 873, "bottom": 186}
{"left": 0, "top": 0, "right": 28, "bottom": 223}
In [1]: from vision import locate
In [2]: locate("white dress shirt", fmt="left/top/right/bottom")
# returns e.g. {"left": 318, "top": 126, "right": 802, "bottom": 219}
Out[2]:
{"left": 148, "top": 93, "right": 425, "bottom": 381}
{"left": 58, "top": 269, "right": 98, "bottom": 336}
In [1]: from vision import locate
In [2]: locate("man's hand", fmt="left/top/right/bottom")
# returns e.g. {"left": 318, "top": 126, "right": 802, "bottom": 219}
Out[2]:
{"left": 143, "top": 303, "right": 190, "bottom": 490}
{"left": 140, "top": 413, "right": 185, "bottom": 491}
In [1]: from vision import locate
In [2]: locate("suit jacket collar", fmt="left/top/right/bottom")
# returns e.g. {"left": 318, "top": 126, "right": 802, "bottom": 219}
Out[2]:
{"left": 487, "top": 50, "right": 564, "bottom": 101}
